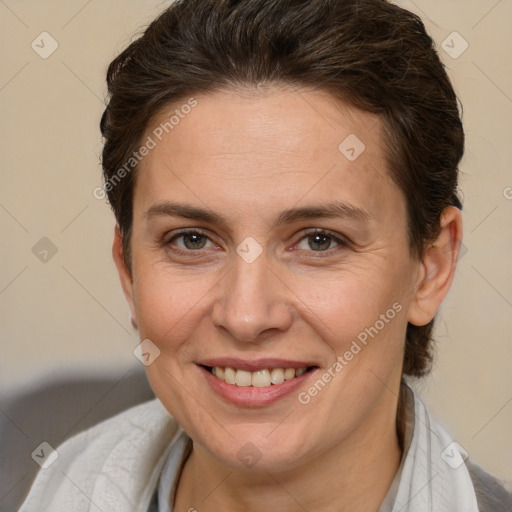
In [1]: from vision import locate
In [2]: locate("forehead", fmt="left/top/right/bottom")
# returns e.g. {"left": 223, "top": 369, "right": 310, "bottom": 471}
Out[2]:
{"left": 134, "top": 87, "right": 403, "bottom": 225}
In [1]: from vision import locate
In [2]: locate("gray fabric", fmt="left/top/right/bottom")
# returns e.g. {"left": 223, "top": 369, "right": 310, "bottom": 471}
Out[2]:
{"left": 466, "top": 460, "right": 512, "bottom": 512}
{"left": 6, "top": 372, "right": 509, "bottom": 511}
{"left": 0, "top": 368, "right": 154, "bottom": 511}
{"left": 377, "top": 384, "right": 416, "bottom": 512}
{"left": 148, "top": 457, "right": 512, "bottom": 512}
{"left": 148, "top": 382, "right": 512, "bottom": 512}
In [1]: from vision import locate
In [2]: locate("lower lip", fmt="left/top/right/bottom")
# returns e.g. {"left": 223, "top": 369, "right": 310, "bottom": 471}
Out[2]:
{"left": 199, "top": 365, "right": 318, "bottom": 407}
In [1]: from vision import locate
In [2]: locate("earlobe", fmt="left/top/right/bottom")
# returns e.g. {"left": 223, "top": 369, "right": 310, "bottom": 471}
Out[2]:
{"left": 112, "top": 224, "right": 138, "bottom": 329}
{"left": 407, "top": 206, "right": 463, "bottom": 327}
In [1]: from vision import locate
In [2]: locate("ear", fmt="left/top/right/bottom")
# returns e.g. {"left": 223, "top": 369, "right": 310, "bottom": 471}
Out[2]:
{"left": 112, "top": 224, "right": 137, "bottom": 329}
{"left": 407, "top": 206, "right": 463, "bottom": 327}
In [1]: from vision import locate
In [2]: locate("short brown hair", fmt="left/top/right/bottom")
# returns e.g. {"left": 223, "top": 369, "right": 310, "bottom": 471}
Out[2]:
{"left": 100, "top": 0, "right": 464, "bottom": 378}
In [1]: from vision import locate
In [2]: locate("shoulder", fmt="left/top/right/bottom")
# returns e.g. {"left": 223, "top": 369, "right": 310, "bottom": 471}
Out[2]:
{"left": 19, "top": 398, "right": 181, "bottom": 512}
{"left": 466, "top": 460, "right": 512, "bottom": 512}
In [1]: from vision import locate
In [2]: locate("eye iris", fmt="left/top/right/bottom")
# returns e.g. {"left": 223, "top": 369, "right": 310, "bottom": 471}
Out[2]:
{"left": 308, "top": 233, "right": 332, "bottom": 251}
{"left": 183, "top": 233, "right": 207, "bottom": 250}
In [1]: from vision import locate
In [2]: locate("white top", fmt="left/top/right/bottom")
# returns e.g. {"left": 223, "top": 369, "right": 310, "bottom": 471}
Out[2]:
{"left": 19, "top": 384, "right": 481, "bottom": 512}
{"left": 154, "top": 390, "right": 413, "bottom": 512}
{"left": 157, "top": 428, "right": 189, "bottom": 512}
{"left": 155, "top": 431, "right": 405, "bottom": 511}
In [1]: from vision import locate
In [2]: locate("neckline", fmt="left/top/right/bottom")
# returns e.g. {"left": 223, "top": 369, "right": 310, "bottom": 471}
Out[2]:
{"left": 157, "top": 382, "right": 416, "bottom": 512}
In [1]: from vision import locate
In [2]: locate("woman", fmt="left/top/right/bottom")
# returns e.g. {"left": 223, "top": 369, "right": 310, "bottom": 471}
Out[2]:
{"left": 19, "top": 0, "right": 512, "bottom": 510}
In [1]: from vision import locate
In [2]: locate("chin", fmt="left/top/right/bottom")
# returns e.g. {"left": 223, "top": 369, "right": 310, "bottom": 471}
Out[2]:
{"left": 195, "top": 424, "right": 317, "bottom": 473}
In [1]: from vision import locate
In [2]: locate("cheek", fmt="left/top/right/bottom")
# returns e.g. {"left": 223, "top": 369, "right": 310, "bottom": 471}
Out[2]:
{"left": 292, "top": 263, "right": 402, "bottom": 331}
{"left": 131, "top": 263, "right": 216, "bottom": 350}
{"left": 291, "top": 264, "right": 409, "bottom": 376}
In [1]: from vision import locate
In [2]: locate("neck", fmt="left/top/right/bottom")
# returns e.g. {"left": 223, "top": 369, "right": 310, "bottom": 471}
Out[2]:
{"left": 174, "top": 392, "right": 403, "bottom": 512}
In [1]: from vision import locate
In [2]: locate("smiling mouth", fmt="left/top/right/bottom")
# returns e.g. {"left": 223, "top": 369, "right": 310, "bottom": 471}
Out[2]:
{"left": 201, "top": 365, "right": 318, "bottom": 387}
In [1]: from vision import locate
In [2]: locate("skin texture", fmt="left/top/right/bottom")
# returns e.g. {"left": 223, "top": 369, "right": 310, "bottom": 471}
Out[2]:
{"left": 112, "top": 87, "right": 462, "bottom": 511}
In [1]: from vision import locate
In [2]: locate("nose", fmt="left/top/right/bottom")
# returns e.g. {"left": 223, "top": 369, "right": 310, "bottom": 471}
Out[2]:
{"left": 211, "top": 250, "right": 294, "bottom": 343}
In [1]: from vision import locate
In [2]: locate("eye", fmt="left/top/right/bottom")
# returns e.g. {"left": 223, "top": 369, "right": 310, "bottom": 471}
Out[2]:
{"left": 296, "top": 229, "right": 347, "bottom": 253}
{"left": 166, "top": 229, "right": 216, "bottom": 251}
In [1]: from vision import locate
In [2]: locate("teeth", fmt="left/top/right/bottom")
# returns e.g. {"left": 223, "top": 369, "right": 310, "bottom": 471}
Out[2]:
{"left": 224, "top": 367, "right": 236, "bottom": 385}
{"left": 270, "top": 368, "right": 285, "bottom": 385}
{"left": 210, "top": 366, "right": 309, "bottom": 387}
{"left": 284, "top": 368, "right": 296, "bottom": 380}
{"left": 235, "top": 369, "right": 252, "bottom": 387}
{"left": 252, "top": 369, "right": 271, "bottom": 387}
{"left": 212, "top": 366, "right": 224, "bottom": 380}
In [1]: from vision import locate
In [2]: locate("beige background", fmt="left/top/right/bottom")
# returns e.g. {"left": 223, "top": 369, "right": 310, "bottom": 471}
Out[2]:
{"left": 1, "top": 0, "right": 511, "bottom": 483}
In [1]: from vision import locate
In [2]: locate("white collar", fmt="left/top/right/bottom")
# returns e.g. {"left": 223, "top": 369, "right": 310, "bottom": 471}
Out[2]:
{"left": 156, "top": 385, "right": 479, "bottom": 512}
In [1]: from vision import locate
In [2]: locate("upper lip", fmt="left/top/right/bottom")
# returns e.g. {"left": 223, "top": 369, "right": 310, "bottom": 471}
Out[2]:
{"left": 198, "top": 358, "right": 318, "bottom": 372}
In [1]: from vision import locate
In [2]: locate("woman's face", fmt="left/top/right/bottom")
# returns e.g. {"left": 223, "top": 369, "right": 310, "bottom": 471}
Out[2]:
{"left": 115, "top": 87, "right": 424, "bottom": 471}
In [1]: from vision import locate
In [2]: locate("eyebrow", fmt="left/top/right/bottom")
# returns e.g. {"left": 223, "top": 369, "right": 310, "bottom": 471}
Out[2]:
{"left": 145, "top": 202, "right": 228, "bottom": 228}
{"left": 275, "top": 201, "right": 372, "bottom": 226}
{"left": 144, "top": 200, "right": 372, "bottom": 228}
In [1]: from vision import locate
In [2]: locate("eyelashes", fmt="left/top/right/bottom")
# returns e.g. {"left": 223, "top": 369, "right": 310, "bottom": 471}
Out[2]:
{"left": 167, "top": 229, "right": 215, "bottom": 251}
{"left": 164, "top": 227, "right": 350, "bottom": 258}
{"left": 295, "top": 229, "right": 348, "bottom": 252}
